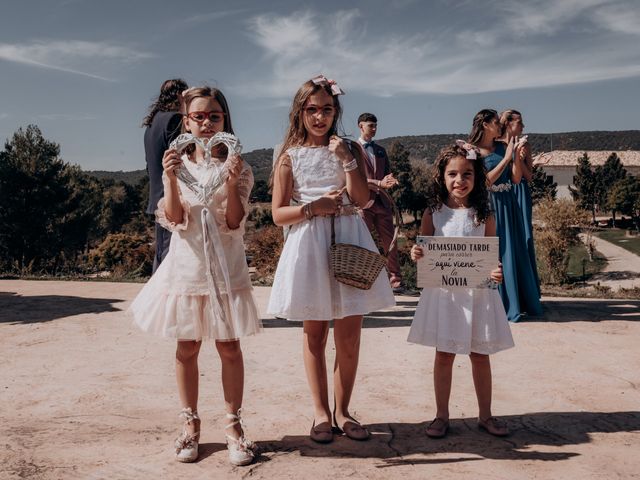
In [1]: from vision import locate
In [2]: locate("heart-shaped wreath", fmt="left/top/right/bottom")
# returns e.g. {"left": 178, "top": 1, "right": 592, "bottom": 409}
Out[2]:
{"left": 169, "top": 132, "right": 243, "bottom": 204}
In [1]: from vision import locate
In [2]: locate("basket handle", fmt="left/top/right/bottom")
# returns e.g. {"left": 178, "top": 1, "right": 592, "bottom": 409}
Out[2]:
{"left": 330, "top": 189, "right": 402, "bottom": 258}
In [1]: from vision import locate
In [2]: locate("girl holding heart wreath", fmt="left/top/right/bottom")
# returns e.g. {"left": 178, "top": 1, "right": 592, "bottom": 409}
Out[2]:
{"left": 130, "top": 86, "right": 261, "bottom": 466}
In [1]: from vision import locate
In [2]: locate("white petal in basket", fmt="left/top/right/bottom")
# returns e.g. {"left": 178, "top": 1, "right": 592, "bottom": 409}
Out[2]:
{"left": 169, "top": 132, "right": 243, "bottom": 204}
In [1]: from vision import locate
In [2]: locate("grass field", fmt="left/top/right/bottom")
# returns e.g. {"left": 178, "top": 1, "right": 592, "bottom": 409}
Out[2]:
{"left": 566, "top": 242, "right": 608, "bottom": 280}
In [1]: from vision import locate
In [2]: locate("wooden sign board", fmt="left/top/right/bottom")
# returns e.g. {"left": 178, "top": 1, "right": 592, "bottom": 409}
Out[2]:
{"left": 416, "top": 236, "right": 500, "bottom": 289}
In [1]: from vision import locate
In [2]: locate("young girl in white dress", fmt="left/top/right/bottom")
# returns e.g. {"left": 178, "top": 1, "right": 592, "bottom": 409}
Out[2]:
{"left": 409, "top": 143, "right": 514, "bottom": 439}
{"left": 268, "top": 76, "right": 395, "bottom": 443}
{"left": 129, "top": 86, "right": 261, "bottom": 466}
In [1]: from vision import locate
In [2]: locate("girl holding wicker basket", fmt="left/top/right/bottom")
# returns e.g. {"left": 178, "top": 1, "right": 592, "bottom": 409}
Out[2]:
{"left": 267, "top": 75, "right": 395, "bottom": 443}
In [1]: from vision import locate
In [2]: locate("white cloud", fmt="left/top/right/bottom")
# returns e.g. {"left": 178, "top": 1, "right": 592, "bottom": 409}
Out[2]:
{"left": 496, "top": 0, "right": 611, "bottom": 36}
{"left": 592, "top": 3, "right": 640, "bottom": 35}
{"left": 239, "top": 4, "right": 640, "bottom": 97}
{"left": 0, "top": 40, "right": 155, "bottom": 81}
{"left": 249, "top": 10, "right": 322, "bottom": 58}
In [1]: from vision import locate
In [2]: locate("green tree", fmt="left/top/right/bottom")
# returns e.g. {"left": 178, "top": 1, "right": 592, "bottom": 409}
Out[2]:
{"left": 388, "top": 141, "right": 414, "bottom": 215}
{"left": 569, "top": 153, "right": 597, "bottom": 223}
{"left": 0, "top": 126, "right": 99, "bottom": 272}
{"left": 56, "top": 166, "right": 103, "bottom": 268}
{"left": 251, "top": 179, "right": 271, "bottom": 203}
{"left": 530, "top": 165, "right": 557, "bottom": 205}
{"left": 409, "top": 162, "right": 431, "bottom": 222}
{"left": 97, "top": 179, "right": 143, "bottom": 235}
{"left": 596, "top": 153, "right": 627, "bottom": 226}
{"left": 607, "top": 176, "right": 640, "bottom": 232}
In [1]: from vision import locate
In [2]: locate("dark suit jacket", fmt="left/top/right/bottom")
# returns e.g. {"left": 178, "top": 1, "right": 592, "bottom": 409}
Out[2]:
{"left": 144, "top": 111, "right": 182, "bottom": 214}
{"left": 362, "top": 142, "right": 392, "bottom": 210}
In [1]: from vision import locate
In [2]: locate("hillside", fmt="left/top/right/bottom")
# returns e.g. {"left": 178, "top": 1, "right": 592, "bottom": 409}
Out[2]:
{"left": 88, "top": 169, "right": 148, "bottom": 184}
{"left": 376, "top": 130, "right": 640, "bottom": 165}
{"left": 88, "top": 130, "right": 640, "bottom": 185}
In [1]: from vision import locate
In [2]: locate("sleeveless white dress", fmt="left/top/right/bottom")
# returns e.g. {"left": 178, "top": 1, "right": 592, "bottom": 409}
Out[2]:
{"left": 407, "top": 205, "right": 514, "bottom": 354}
{"left": 267, "top": 146, "right": 396, "bottom": 321}
{"left": 129, "top": 155, "right": 262, "bottom": 341}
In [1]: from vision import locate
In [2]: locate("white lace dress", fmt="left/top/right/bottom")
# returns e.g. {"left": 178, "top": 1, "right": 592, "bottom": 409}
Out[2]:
{"left": 407, "top": 205, "right": 514, "bottom": 354}
{"left": 267, "top": 146, "right": 396, "bottom": 321}
{"left": 129, "top": 155, "right": 262, "bottom": 341}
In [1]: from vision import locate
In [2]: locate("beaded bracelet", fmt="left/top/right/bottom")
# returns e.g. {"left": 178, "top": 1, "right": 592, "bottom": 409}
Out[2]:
{"left": 303, "top": 203, "right": 314, "bottom": 220}
{"left": 342, "top": 157, "right": 358, "bottom": 172}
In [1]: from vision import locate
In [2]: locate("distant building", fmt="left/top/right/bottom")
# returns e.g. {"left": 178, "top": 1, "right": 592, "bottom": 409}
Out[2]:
{"left": 533, "top": 150, "right": 640, "bottom": 199}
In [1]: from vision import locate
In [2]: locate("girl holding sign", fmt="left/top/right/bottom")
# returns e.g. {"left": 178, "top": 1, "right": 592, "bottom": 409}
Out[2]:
{"left": 130, "top": 86, "right": 261, "bottom": 466}
{"left": 409, "top": 144, "right": 514, "bottom": 438}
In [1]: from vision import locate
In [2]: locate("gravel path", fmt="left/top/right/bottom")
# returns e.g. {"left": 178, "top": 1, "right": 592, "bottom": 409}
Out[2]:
{"left": 581, "top": 234, "right": 640, "bottom": 290}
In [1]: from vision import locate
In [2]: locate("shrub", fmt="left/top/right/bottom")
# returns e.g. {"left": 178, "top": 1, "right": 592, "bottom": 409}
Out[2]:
{"left": 87, "top": 232, "right": 153, "bottom": 278}
{"left": 245, "top": 225, "right": 283, "bottom": 284}
{"left": 533, "top": 198, "right": 590, "bottom": 284}
{"left": 247, "top": 205, "right": 274, "bottom": 229}
{"left": 397, "top": 227, "right": 418, "bottom": 290}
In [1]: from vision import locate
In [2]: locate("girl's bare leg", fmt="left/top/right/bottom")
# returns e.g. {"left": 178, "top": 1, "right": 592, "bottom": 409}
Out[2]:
{"left": 333, "top": 315, "right": 363, "bottom": 425}
{"left": 176, "top": 340, "right": 202, "bottom": 434}
{"left": 470, "top": 352, "right": 492, "bottom": 420}
{"left": 216, "top": 339, "right": 245, "bottom": 439}
{"left": 433, "top": 350, "right": 456, "bottom": 420}
{"left": 303, "top": 320, "right": 331, "bottom": 424}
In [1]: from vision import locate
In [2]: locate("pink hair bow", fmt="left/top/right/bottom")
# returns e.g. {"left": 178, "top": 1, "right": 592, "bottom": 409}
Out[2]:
{"left": 311, "top": 74, "right": 344, "bottom": 96}
{"left": 455, "top": 140, "right": 479, "bottom": 160}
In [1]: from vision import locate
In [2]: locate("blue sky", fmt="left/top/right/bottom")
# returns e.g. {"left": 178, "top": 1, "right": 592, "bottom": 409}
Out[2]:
{"left": 1, "top": 0, "right": 639, "bottom": 171}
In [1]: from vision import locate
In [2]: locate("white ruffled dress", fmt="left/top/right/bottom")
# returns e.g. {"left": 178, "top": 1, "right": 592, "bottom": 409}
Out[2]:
{"left": 267, "top": 146, "right": 396, "bottom": 321}
{"left": 130, "top": 155, "right": 262, "bottom": 341}
{"left": 407, "top": 205, "right": 514, "bottom": 355}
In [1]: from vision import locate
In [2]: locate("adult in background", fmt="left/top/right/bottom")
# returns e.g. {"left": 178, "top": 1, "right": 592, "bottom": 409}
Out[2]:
{"left": 499, "top": 109, "right": 541, "bottom": 297}
{"left": 142, "top": 78, "right": 188, "bottom": 272}
{"left": 469, "top": 109, "right": 542, "bottom": 322}
{"left": 357, "top": 113, "right": 402, "bottom": 293}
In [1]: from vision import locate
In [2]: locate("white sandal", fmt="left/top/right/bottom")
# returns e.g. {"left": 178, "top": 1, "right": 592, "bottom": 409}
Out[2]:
{"left": 225, "top": 408, "right": 255, "bottom": 466}
{"left": 175, "top": 408, "right": 200, "bottom": 463}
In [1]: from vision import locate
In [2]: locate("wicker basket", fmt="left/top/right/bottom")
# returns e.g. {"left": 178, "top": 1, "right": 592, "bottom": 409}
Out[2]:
{"left": 330, "top": 189, "right": 402, "bottom": 290}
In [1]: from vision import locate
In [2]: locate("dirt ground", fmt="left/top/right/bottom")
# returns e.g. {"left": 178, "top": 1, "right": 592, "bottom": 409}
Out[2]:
{"left": 1, "top": 280, "right": 639, "bottom": 480}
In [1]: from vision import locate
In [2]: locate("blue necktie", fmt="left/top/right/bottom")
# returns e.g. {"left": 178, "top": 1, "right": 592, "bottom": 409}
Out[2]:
{"left": 363, "top": 141, "right": 374, "bottom": 149}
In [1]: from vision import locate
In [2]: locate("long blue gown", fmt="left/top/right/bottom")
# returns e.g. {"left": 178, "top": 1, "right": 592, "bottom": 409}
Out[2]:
{"left": 513, "top": 178, "right": 541, "bottom": 297}
{"left": 484, "top": 143, "right": 543, "bottom": 321}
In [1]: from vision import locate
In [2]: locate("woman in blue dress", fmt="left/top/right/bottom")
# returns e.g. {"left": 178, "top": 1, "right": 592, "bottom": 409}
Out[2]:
{"left": 469, "top": 109, "right": 542, "bottom": 321}
{"left": 500, "top": 109, "right": 541, "bottom": 297}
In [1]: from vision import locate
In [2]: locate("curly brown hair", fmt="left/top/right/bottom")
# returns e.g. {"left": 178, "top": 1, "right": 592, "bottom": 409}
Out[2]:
{"left": 427, "top": 144, "right": 491, "bottom": 225}
{"left": 141, "top": 78, "right": 188, "bottom": 127}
